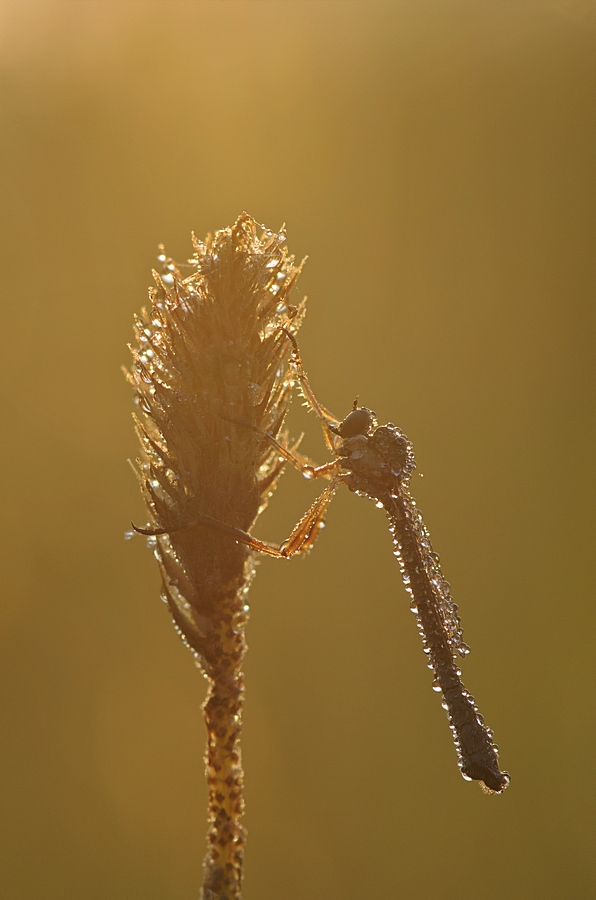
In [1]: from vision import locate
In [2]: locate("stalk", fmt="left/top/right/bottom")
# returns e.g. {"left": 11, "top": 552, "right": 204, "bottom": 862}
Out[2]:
{"left": 127, "top": 213, "right": 305, "bottom": 898}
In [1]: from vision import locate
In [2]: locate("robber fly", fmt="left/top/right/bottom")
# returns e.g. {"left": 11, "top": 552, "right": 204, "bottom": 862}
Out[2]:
{"left": 136, "top": 329, "right": 509, "bottom": 793}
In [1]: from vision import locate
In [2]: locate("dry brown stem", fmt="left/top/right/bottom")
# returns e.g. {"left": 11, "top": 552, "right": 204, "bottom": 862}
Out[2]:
{"left": 127, "top": 213, "right": 306, "bottom": 898}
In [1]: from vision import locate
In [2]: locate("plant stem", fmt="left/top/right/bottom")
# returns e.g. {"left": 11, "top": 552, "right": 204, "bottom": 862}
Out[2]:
{"left": 201, "top": 598, "right": 247, "bottom": 898}
{"left": 128, "top": 213, "right": 306, "bottom": 898}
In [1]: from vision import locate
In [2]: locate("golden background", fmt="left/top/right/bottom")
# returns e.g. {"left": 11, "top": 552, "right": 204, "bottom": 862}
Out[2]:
{"left": 1, "top": 1, "right": 595, "bottom": 897}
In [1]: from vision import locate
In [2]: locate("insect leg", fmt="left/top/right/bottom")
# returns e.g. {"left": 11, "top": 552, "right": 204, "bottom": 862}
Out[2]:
{"left": 222, "top": 413, "right": 339, "bottom": 480}
{"left": 132, "top": 476, "right": 342, "bottom": 557}
{"left": 277, "top": 476, "right": 340, "bottom": 556}
{"left": 282, "top": 328, "right": 341, "bottom": 453}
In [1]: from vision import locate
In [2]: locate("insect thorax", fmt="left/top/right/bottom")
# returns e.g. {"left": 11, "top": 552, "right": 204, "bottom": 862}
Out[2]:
{"left": 339, "top": 423, "right": 415, "bottom": 497}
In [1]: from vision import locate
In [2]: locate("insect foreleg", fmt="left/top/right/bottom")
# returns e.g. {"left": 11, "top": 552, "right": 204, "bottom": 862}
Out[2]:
{"left": 282, "top": 328, "right": 342, "bottom": 453}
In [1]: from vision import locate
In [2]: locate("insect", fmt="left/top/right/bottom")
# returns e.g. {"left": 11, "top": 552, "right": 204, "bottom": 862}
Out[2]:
{"left": 137, "top": 329, "right": 510, "bottom": 793}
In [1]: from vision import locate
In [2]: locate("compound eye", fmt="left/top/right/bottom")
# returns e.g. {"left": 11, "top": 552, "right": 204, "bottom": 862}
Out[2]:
{"left": 339, "top": 407, "right": 375, "bottom": 438}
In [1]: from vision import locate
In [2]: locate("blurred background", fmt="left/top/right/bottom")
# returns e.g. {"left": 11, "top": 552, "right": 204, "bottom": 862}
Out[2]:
{"left": 1, "top": 1, "right": 595, "bottom": 897}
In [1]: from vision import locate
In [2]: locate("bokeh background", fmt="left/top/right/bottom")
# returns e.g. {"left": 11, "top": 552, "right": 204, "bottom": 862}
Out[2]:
{"left": 1, "top": 1, "right": 595, "bottom": 897}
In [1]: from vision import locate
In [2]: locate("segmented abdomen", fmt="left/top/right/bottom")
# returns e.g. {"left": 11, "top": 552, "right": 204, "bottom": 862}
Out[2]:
{"left": 384, "top": 489, "right": 509, "bottom": 793}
